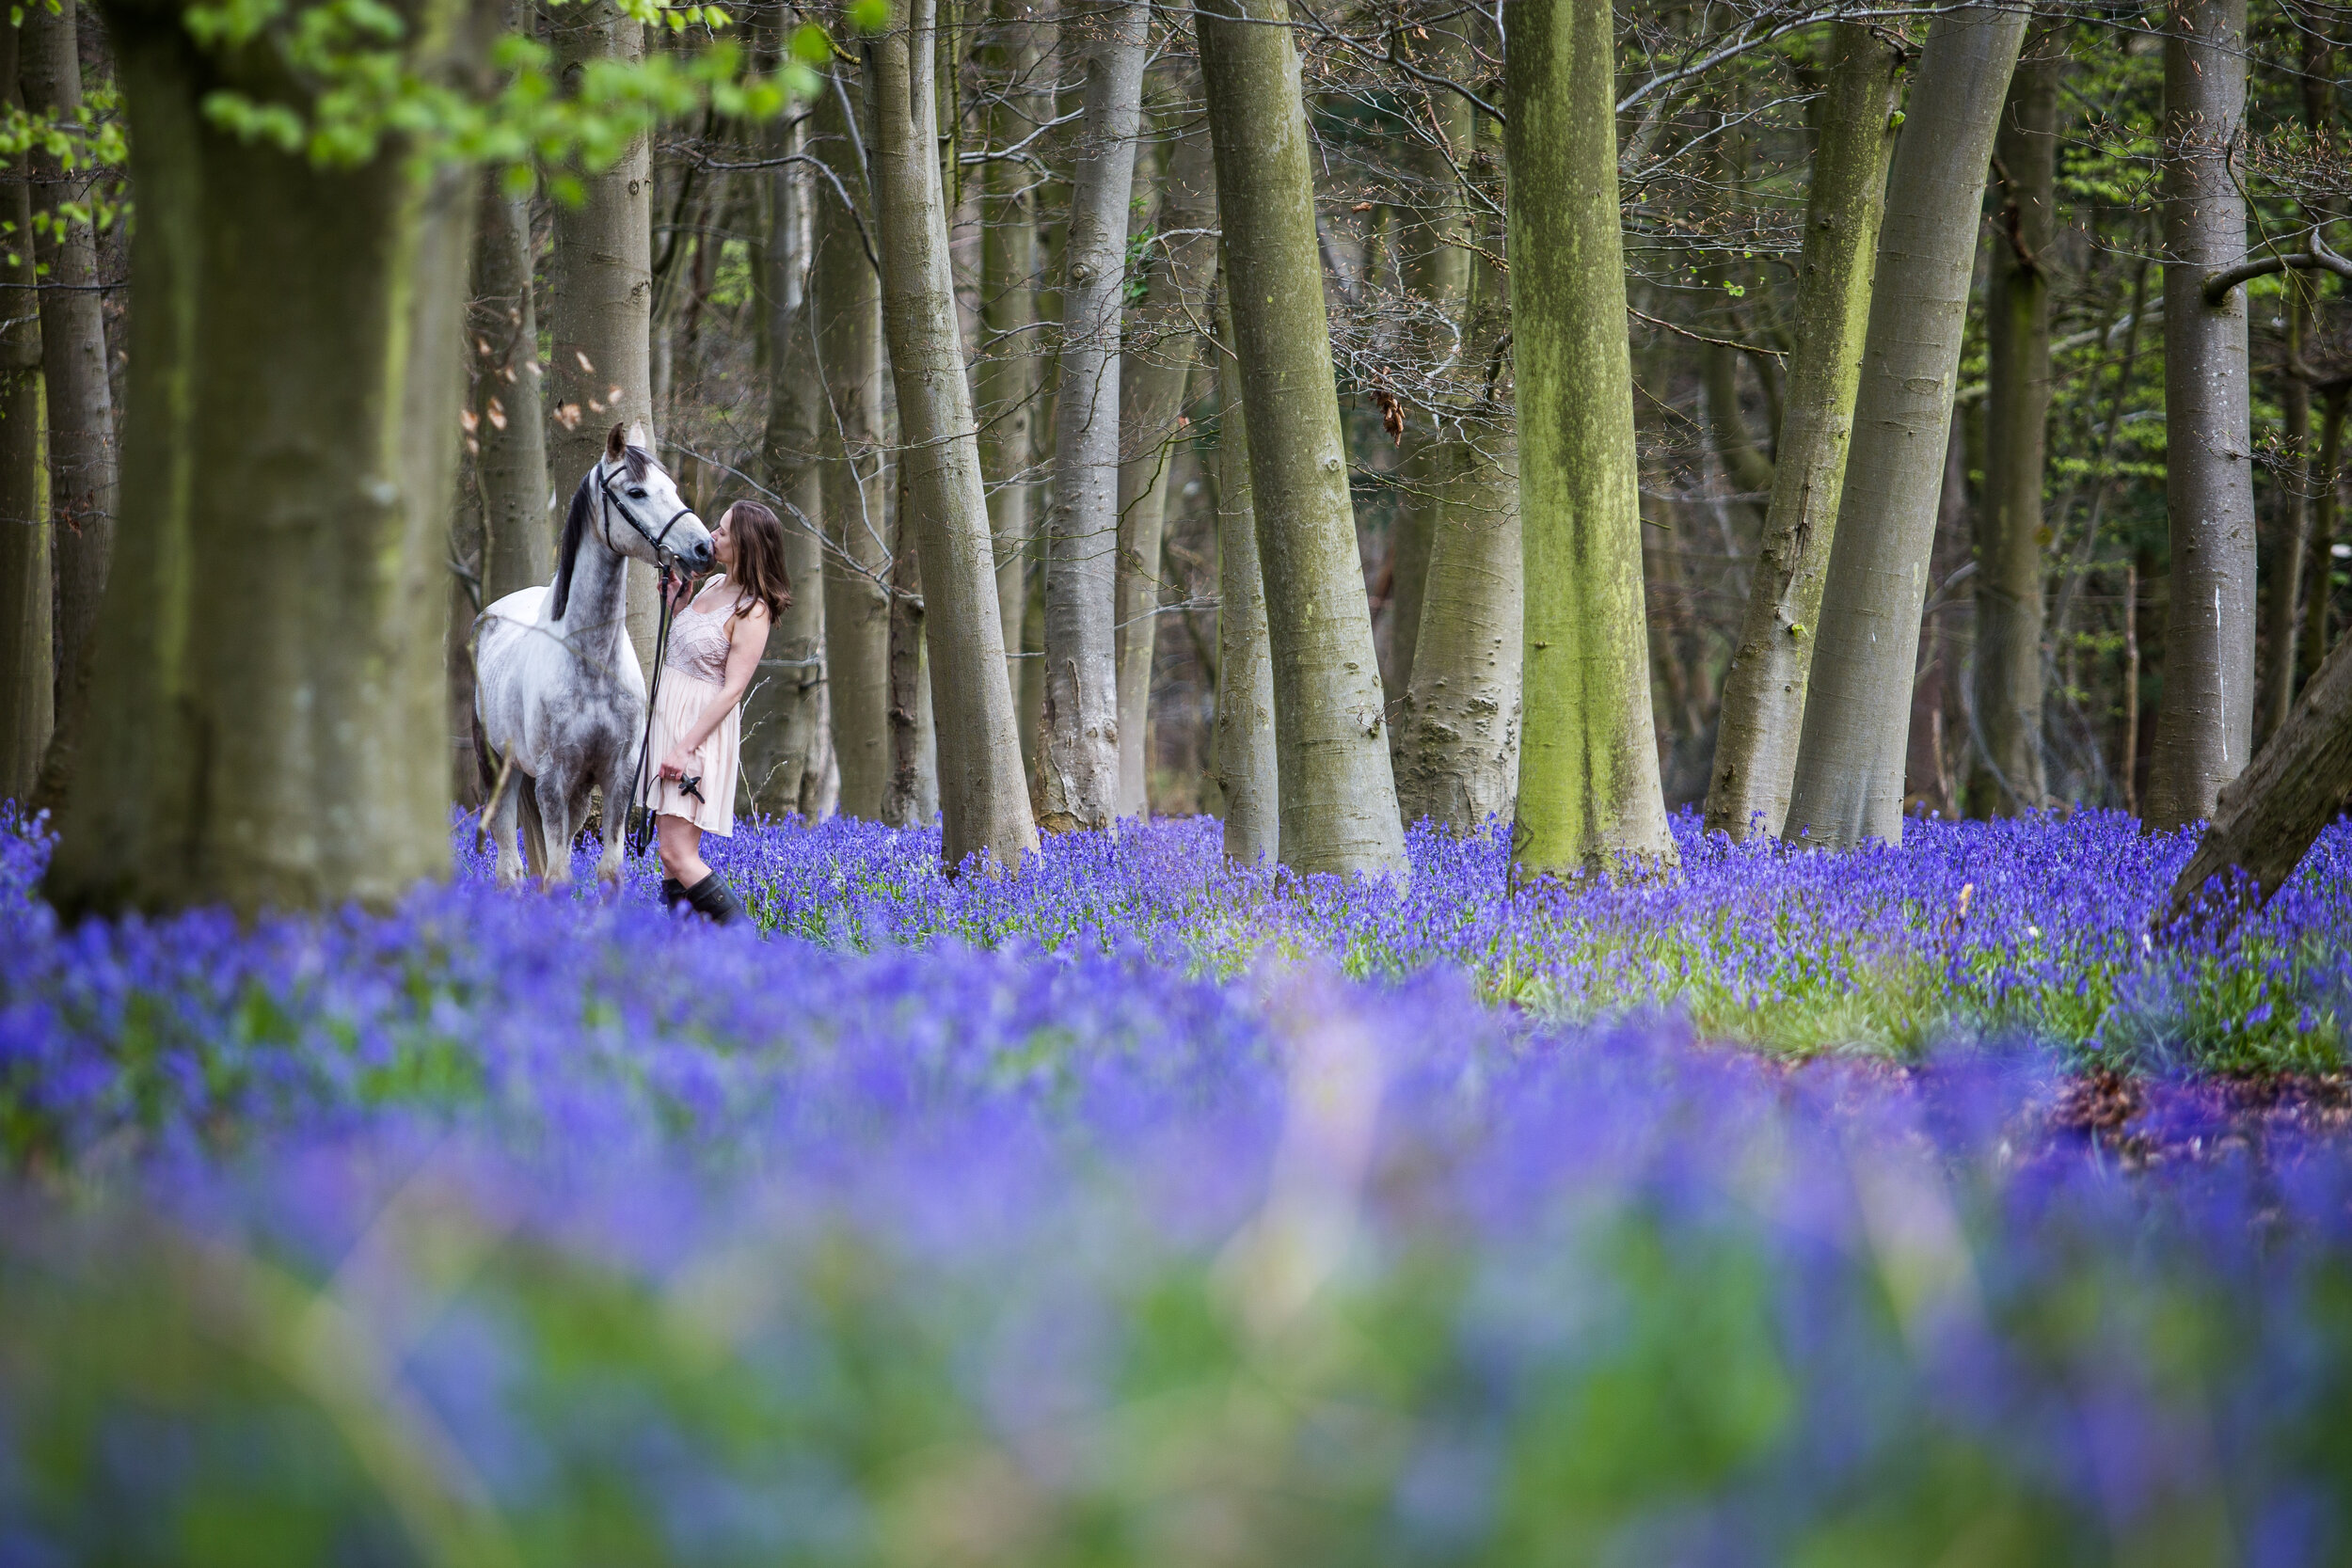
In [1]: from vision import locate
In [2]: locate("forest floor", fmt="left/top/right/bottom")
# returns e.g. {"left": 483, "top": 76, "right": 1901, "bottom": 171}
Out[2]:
{"left": 9, "top": 806, "right": 2352, "bottom": 1557}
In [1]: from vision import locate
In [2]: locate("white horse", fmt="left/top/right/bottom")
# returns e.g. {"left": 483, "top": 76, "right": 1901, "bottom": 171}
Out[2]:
{"left": 474, "top": 422, "right": 716, "bottom": 888}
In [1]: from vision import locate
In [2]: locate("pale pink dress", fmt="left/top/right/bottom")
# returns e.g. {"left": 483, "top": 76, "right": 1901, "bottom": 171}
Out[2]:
{"left": 640, "top": 580, "right": 743, "bottom": 835}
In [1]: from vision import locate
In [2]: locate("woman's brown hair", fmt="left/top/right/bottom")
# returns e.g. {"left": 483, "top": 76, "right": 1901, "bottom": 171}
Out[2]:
{"left": 721, "top": 501, "right": 792, "bottom": 622}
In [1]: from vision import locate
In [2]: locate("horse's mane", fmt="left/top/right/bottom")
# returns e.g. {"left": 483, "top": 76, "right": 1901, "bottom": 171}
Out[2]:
{"left": 550, "top": 469, "right": 596, "bottom": 621}
{"left": 549, "top": 446, "right": 663, "bottom": 622}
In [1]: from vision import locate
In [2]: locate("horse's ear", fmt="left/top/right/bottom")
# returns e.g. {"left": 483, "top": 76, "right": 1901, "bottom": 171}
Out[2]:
{"left": 624, "top": 420, "right": 652, "bottom": 456}
{"left": 605, "top": 422, "right": 628, "bottom": 463}
{"left": 550, "top": 470, "right": 593, "bottom": 620}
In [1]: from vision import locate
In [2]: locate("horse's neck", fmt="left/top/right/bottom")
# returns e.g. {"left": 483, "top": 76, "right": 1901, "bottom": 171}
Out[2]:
{"left": 550, "top": 524, "right": 635, "bottom": 667}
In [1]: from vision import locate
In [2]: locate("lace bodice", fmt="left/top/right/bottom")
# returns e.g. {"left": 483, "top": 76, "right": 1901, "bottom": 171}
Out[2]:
{"left": 665, "top": 583, "right": 739, "bottom": 683}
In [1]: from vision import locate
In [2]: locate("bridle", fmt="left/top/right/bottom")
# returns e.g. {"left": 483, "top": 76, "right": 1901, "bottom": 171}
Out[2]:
{"left": 595, "top": 454, "right": 707, "bottom": 863}
{"left": 597, "top": 458, "right": 701, "bottom": 573}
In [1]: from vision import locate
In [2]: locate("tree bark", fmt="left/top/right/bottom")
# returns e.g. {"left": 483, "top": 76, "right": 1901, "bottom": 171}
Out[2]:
{"left": 1782, "top": 5, "right": 2029, "bottom": 848}
{"left": 1381, "top": 21, "right": 1476, "bottom": 718}
{"left": 813, "top": 57, "right": 893, "bottom": 818}
{"left": 1039, "top": 0, "right": 1143, "bottom": 833}
{"left": 49, "top": 0, "right": 475, "bottom": 916}
{"left": 2306, "top": 388, "right": 2348, "bottom": 686}
{"left": 0, "top": 20, "right": 52, "bottom": 801}
{"left": 1502, "top": 0, "right": 1673, "bottom": 873}
{"left": 1198, "top": 0, "right": 1406, "bottom": 877}
{"left": 19, "top": 0, "right": 114, "bottom": 739}
{"left": 1702, "top": 23, "right": 1899, "bottom": 841}
{"left": 545, "top": 0, "right": 659, "bottom": 670}
{"left": 2144, "top": 0, "right": 2255, "bottom": 831}
{"left": 2166, "top": 625, "right": 2352, "bottom": 924}
{"left": 2261, "top": 293, "right": 2312, "bottom": 744}
{"left": 1114, "top": 108, "right": 1216, "bottom": 817}
{"left": 746, "top": 105, "right": 837, "bottom": 820}
{"left": 1394, "top": 206, "right": 1519, "bottom": 835}
{"left": 1211, "top": 278, "right": 1277, "bottom": 863}
{"left": 1971, "top": 31, "right": 2059, "bottom": 814}
{"left": 872, "top": 0, "right": 1041, "bottom": 869}
{"left": 471, "top": 170, "right": 552, "bottom": 598}
{"left": 977, "top": 0, "right": 1045, "bottom": 717}
{"left": 881, "top": 499, "right": 927, "bottom": 827}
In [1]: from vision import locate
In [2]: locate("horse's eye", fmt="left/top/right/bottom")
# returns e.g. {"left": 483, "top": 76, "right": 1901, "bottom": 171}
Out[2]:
{"left": 628, "top": 487, "right": 647, "bottom": 499}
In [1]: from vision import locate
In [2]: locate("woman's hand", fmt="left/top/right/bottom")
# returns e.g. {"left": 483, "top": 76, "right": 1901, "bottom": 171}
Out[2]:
{"left": 659, "top": 745, "right": 695, "bottom": 782}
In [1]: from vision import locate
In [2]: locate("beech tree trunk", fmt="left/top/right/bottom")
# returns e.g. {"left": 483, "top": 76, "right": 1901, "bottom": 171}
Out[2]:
{"left": 1394, "top": 208, "right": 1519, "bottom": 835}
{"left": 1502, "top": 0, "right": 1672, "bottom": 873}
{"left": 746, "top": 108, "right": 836, "bottom": 819}
{"left": 1782, "top": 5, "right": 2029, "bottom": 848}
{"left": 1114, "top": 110, "right": 1216, "bottom": 817}
{"left": 0, "top": 21, "right": 52, "bottom": 801}
{"left": 48, "top": 0, "right": 474, "bottom": 916}
{"left": 1381, "top": 22, "right": 1476, "bottom": 714}
{"left": 471, "top": 170, "right": 552, "bottom": 598}
{"left": 2144, "top": 0, "right": 2255, "bottom": 831}
{"left": 2306, "top": 388, "right": 2348, "bottom": 686}
{"left": 977, "top": 0, "right": 1045, "bottom": 711}
{"left": 1199, "top": 0, "right": 1406, "bottom": 878}
{"left": 19, "top": 0, "right": 114, "bottom": 739}
{"left": 1211, "top": 280, "right": 1278, "bottom": 863}
{"left": 1040, "top": 0, "right": 1144, "bottom": 833}
{"left": 872, "top": 0, "right": 1041, "bottom": 869}
{"left": 545, "top": 0, "right": 660, "bottom": 673}
{"left": 2262, "top": 293, "right": 2312, "bottom": 744}
{"left": 1703, "top": 23, "right": 1900, "bottom": 840}
{"left": 2166, "top": 625, "right": 2352, "bottom": 923}
{"left": 1971, "top": 33, "right": 2060, "bottom": 814}
{"left": 814, "top": 58, "right": 893, "bottom": 818}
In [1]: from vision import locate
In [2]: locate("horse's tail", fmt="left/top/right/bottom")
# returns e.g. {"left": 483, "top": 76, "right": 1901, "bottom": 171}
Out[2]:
{"left": 517, "top": 774, "right": 548, "bottom": 882}
{"left": 469, "top": 698, "right": 497, "bottom": 802}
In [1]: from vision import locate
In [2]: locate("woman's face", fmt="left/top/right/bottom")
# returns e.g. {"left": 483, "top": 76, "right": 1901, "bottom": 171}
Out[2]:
{"left": 711, "top": 507, "right": 739, "bottom": 570}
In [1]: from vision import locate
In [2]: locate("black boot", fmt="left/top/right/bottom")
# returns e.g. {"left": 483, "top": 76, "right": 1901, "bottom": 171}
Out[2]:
{"left": 681, "top": 871, "right": 745, "bottom": 927}
{"left": 660, "top": 877, "right": 687, "bottom": 914}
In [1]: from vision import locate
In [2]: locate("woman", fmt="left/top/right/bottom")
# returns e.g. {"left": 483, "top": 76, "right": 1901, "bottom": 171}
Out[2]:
{"left": 644, "top": 499, "right": 789, "bottom": 924}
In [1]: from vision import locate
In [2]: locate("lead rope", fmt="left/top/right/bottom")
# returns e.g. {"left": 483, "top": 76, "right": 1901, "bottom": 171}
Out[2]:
{"left": 627, "top": 562, "right": 680, "bottom": 861}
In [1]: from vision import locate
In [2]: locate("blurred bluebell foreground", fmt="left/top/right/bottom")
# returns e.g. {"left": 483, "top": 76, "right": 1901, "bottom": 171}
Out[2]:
{"left": 7, "top": 810, "right": 2352, "bottom": 1564}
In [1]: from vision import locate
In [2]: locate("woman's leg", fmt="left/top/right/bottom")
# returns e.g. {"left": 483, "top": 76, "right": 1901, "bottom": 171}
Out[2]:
{"left": 655, "top": 813, "right": 711, "bottom": 889}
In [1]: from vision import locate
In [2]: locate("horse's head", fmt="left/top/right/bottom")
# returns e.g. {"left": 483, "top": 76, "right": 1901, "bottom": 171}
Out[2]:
{"left": 551, "top": 422, "right": 717, "bottom": 618}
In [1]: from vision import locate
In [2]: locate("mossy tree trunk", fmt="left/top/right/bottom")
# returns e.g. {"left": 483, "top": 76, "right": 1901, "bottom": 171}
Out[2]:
{"left": 545, "top": 0, "right": 660, "bottom": 673}
{"left": 872, "top": 0, "right": 1041, "bottom": 868}
{"left": 746, "top": 108, "right": 836, "bottom": 819}
{"left": 1971, "top": 32, "right": 2060, "bottom": 814}
{"left": 2144, "top": 0, "right": 2255, "bottom": 831}
{"left": 1502, "top": 0, "right": 1672, "bottom": 873}
{"left": 1114, "top": 105, "right": 1216, "bottom": 816}
{"left": 1039, "top": 0, "right": 1144, "bottom": 833}
{"left": 470, "top": 168, "right": 551, "bottom": 598}
{"left": 1702, "top": 22, "right": 1900, "bottom": 841}
{"left": 19, "top": 0, "right": 113, "bottom": 752}
{"left": 1781, "top": 5, "right": 2029, "bottom": 848}
{"left": 47, "top": 0, "right": 476, "bottom": 916}
{"left": 813, "top": 56, "right": 893, "bottom": 819}
{"left": 0, "top": 19, "right": 52, "bottom": 802}
{"left": 1198, "top": 0, "right": 1406, "bottom": 877}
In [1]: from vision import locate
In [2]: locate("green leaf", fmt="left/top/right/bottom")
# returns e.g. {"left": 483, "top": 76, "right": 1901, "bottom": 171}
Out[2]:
{"left": 848, "top": 0, "right": 888, "bottom": 32}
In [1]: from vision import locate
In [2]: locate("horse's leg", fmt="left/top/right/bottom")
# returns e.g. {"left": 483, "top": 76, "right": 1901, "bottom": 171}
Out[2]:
{"left": 517, "top": 773, "right": 549, "bottom": 884}
{"left": 536, "top": 768, "right": 577, "bottom": 891}
{"left": 595, "top": 753, "right": 635, "bottom": 887}
{"left": 490, "top": 769, "right": 528, "bottom": 888}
